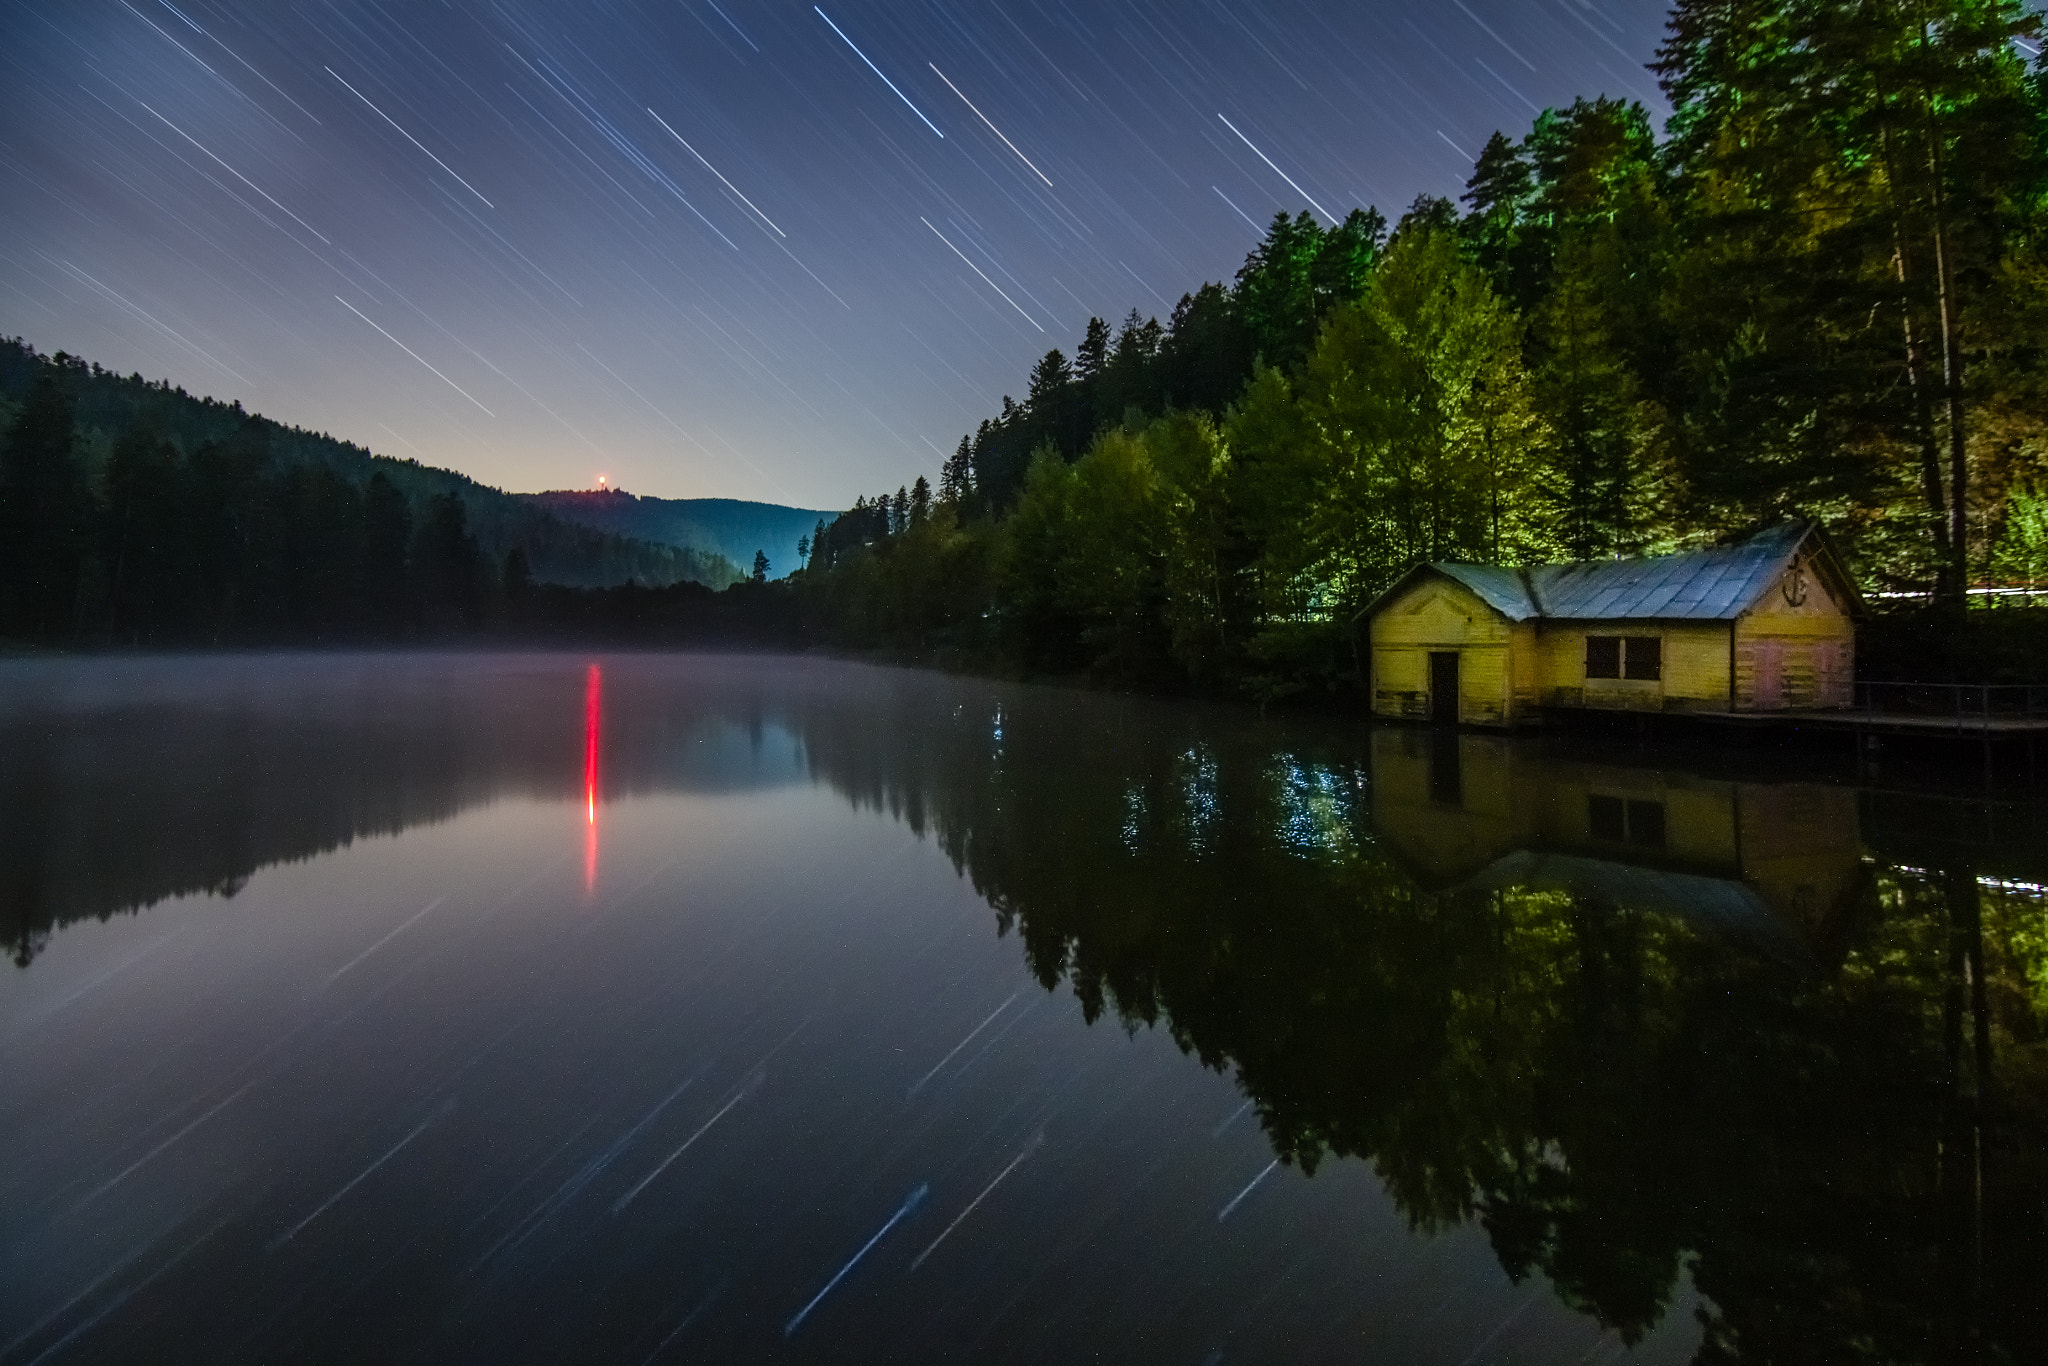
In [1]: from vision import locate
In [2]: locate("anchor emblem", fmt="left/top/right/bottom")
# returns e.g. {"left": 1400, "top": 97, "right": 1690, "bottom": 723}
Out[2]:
{"left": 1781, "top": 558, "right": 1808, "bottom": 607}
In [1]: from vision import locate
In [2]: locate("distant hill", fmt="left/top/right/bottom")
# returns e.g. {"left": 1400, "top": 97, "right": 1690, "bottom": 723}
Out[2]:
{"left": 0, "top": 339, "right": 740, "bottom": 591}
{"left": 521, "top": 490, "right": 833, "bottom": 580}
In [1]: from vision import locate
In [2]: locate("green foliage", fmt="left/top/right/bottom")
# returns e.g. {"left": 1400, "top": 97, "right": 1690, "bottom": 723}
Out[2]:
{"left": 798, "top": 0, "right": 2048, "bottom": 695}
{"left": 1655, "top": 0, "right": 2048, "bottom": 592}
{"left": 1231, "top": 223, "right": 1551, "bottom": 665}
{"left": 1991, "top": 481, "right": 2048, "bottom": 596}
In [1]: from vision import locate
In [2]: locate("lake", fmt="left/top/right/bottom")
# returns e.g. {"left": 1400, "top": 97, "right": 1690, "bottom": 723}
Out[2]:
{"left": 2, "top": 653, "right": 2043, "bottom": 1364}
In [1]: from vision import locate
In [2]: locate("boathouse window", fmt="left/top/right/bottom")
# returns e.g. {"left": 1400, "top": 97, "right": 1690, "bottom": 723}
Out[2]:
{"left": 1586, "top": 636, "right": 1662, "bottom": 681}
{"left": 1588, "top": 795, "right": 1667, "bottom": 847}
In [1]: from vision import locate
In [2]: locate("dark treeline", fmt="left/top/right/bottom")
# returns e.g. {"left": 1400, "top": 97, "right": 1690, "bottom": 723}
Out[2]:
{"left": 798, "top": 0, "right": 2048, "bottom": 697}
{"left": 0, "top": 341, "right": 741, "bottom": 647}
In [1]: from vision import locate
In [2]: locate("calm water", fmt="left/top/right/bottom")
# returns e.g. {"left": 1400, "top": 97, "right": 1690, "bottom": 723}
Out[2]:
{"left": 1, "top": 654, "right": 2043, "bottom": 1365}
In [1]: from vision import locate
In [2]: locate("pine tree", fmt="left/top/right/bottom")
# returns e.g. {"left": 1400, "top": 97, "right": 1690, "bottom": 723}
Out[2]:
{"left": 752, "top": 549, "right": 769, "bottom": 582}
{"left": 363, "top": 471, "right": 413, "bottom": 632}
{"left": 1656, "top": 0, "right": 2046, "bottom": 597}
{"left": 0, "top": 374, "right": 91, "bottom": 642}
{"left": 1309, "top": 207, "right": 1386, "bottom": 316}
{"left": 1101, "top": 310, "right": 1164, "bottom": 420}
{"left": 1075, "top": 316, "right": 1110, "bottom": 381}
{"left": 1536, "top": 240, "right": 1666, "bottom": 558}
{"left": 415, "top": 491, "right": 485, "bottom": 630}
{"left": 1234, "top": 210, "right": 1325, "bottom": 368}
{"left": 101, "top": 419, "right": 186, "bottom": 639}
{"left": 940, "top": 436, "right": 974, "bottom": 506}
{"left": 1160, "top": 283, "right": 1251, "bottom": 416}
{"left": 1463, "top": 130, "right": 1536, "bottom": 305}
{"left": 1027, "top": 349, "right": 1072, "bottom": 407}
{"left": 909, "top": 475, "right": 931, "bottom": 525}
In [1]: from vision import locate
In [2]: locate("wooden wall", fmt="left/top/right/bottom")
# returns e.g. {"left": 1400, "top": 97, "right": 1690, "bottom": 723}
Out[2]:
{"left": 1368, "top": 577, "right": 1529, "bottom": 725}
{"left": 1368, "top": 730, "right": 1866, "bottom": 941}
{"left": 1734, "top": 551, "right": 1856, "bottom": 709}
{"left": 1369, "top": 543, "right": 1858, "bottom": 725}
{"left": 1533, "top": 622, "right": 1732, "bottom": 713}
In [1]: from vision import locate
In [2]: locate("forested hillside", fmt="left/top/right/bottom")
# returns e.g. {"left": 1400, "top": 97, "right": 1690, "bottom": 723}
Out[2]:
{"left": 520, "top": 490, "right": 832, "bottom": 582}
{"left": 798, "top": 0, "right": 2048, "bottom": 696}
{"left": 0, "top": 340, "right": 739, "bottom": 646}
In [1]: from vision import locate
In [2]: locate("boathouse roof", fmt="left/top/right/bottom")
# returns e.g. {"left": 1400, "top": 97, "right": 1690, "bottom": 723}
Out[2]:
{"left": 1369, "top": 521, "right": 1857, "bottom": 624}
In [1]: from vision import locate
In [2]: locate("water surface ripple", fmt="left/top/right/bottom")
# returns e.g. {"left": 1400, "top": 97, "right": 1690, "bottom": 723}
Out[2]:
{"left": 2, "top": 653, "right": 2043, "bottom": 1364}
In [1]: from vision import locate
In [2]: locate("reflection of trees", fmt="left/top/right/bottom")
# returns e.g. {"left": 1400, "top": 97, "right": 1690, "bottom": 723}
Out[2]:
{"left": 0, "top": 658, "right": 806, "bottom": 964}
{"left": 790, "top": 678, "right": 2048, "bottom": 1363}
{"left": 7, "top": 658, "right": 2044, "bottom": 1360}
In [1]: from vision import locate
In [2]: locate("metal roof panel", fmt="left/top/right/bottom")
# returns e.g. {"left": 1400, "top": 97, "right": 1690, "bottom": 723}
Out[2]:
{"left": 1375, "top": 524, "right": 1827, "bottom": 627}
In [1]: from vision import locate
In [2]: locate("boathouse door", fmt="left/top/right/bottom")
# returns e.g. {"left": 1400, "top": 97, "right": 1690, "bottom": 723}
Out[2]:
{"left": 1752, "top": 640, "right": 1784, "bottom": 710}
{"left": 1429, "top": 652, "right": 1460, "bottom": 725}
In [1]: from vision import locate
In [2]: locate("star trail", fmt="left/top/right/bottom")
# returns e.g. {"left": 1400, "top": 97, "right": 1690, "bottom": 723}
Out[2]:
{"left": 0, "top": 0, "right": 1671, "bottom": 506}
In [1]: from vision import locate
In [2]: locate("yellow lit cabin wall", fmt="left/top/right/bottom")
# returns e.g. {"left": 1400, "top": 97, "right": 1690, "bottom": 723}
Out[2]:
{"left": 1368, "top": 577, "right": 1527, "bottom": 726}
{"left": 1738, "top": 784, "right": 1865, "bottom": 934}
{"left": 1367, "top": 539, "right": 1858, "bottom": 723}
{"left": 1368, "top": 732, "right": 1866, "bottom": 939}
{"left": 1733, "top": 554, "right": 1856, "bottom": 710}
{"left": 1366, "top": 731, "right": 1530, "bottom": 880}
{"left": 1531, "top": 764, "right": 1740, "bottom": 864}
{"left": 1532, "top": 622, "right": 1733, "bottom": 712}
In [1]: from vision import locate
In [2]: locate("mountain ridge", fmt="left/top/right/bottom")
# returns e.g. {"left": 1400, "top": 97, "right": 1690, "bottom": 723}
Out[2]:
{"left": 519, "top": 489, "right": 833, "bottom": 581}
{"left": 0, "top": 338, "right": 739, "bottom": 590}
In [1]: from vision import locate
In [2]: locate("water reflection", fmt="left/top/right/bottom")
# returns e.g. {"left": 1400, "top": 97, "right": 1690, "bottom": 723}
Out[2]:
{"left": 1, "top": 654, "right": 2044, "bottom": 1363}
{"left": 1372, "top": 730, "right": 1867, "bottom": 965}
{"left": 0, "top": 654, "right": 805, "bottom": 964}
{"left": 585, "top": 661, "right": 602, "bottom": 896}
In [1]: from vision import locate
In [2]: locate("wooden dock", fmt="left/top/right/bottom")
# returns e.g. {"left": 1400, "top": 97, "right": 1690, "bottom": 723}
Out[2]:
{"left": 1679, "top": 697, "right": 2046, "bottom": 787}
{"left": 1685, "top": 708, "right": 2048, "bottom": 737}
{"left": 1525, "top": 683, "right": 2048, "bottom": 787}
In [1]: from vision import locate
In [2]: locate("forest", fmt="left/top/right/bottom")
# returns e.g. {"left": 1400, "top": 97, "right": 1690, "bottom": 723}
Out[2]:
{"left": 797, "top": 0, "right": 2048, "bottom": 697}
{"left": 0, "top": 340, "right": 741, "bottom": 647}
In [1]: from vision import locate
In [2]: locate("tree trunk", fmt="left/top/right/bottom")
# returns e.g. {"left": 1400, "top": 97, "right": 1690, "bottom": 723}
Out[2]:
{"left": 1919, "top": 12, "right": 1971, "bottom": 606}
{"left": 1930, "top": 180, "right": 1970, "bottom": 605}
{"left": 1877, "top": 119, "right": 1954, "bottom": 591}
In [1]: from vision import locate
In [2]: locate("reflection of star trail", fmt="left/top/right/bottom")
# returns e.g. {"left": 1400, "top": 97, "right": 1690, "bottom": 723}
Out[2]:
{"left": 784, "top": 1183, "right": 929, "bottom": 1337}
{"left": 584, "top": 662, "right": 601, "bottom": 894}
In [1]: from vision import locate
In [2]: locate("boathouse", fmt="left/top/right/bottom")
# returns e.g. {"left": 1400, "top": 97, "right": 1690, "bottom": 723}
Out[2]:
{"left": 1363, "top": 521, "right": 1861, "bottom": 727}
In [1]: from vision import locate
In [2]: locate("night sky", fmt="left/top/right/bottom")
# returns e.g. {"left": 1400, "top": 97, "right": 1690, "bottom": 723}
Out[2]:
{"left": 1, "top": 0, "right": 1672, "bottom": 507}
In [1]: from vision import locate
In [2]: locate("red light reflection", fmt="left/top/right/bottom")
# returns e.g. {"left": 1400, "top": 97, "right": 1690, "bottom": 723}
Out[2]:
{"left": 584, "top": 662, "right": 602, "bottom": 894}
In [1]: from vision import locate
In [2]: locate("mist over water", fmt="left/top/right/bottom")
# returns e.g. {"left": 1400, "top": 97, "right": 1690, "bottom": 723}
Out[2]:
{"left": 1, "top": 653, "right": 2042, "bottom": 1364}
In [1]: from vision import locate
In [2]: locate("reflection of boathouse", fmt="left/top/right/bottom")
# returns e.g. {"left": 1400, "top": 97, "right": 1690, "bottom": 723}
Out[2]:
{"left": 1369, "top": 730, "right": 1865, "bottom": 957}
{"left": 1363, "top": 521, "right": 1860, "bottom": 727}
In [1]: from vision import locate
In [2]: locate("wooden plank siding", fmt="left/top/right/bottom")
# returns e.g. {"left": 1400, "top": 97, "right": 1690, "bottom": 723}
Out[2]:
{"left": 1368, "top": 730, "right": 1865, "bottom": 943}
{"left": 1366, "top": 528, "right": 1859, "bottom": 727}
{"left": 1533, "top": 621, "right": 1735, "bottom": 714}
{"left": 1369, "top": 578, "right": 1520, "bottom": 725}
{"left": 1732, "top": 556, "right": 1856, "bottom": 709}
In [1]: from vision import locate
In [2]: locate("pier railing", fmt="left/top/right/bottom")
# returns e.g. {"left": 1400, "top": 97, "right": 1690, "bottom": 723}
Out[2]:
{"left": 1853, "top": 682, "right": 2048, "bottom": 728}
